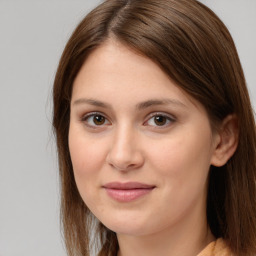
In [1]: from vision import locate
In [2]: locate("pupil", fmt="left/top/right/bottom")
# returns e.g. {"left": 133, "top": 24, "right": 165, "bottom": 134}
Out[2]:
{"left": 154, "top": 116, "right": 166, "bottom": 126}
{"left": 93, "top": 115, "right": 105, "bottom": 125}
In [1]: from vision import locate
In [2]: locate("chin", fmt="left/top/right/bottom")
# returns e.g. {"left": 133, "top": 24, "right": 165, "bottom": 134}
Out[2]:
{"left": 98, "top": 214, "right": 155, "bottom": 237}
{"left": 107, "top": 225, "right": 149, "bottom": 236}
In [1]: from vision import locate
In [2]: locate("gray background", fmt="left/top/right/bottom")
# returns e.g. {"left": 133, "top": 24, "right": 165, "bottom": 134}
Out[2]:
{"left": 0, "top": 1, "right": 255, "bottom": 256}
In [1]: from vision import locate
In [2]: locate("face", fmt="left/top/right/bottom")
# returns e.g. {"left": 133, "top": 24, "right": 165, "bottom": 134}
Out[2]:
{"left": 69, "top": 40, "right": 219, "bottom": 237}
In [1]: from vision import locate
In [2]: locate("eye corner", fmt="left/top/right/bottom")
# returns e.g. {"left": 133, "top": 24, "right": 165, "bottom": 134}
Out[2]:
{"left": 80, "top": 111, "right": 112, "bottom": 129}
{"left": 144, "top": 112, "right": 176, "bottom": 128}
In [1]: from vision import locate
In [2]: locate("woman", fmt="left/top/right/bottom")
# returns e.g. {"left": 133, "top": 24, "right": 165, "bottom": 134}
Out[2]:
{"left": 52, "top": 0, "right": 256, "bottom": 255}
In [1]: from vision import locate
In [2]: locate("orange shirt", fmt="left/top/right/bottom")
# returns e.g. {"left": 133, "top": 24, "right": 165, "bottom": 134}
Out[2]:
{"left": 198, "top": 239, "right": 233, "bottom": 256}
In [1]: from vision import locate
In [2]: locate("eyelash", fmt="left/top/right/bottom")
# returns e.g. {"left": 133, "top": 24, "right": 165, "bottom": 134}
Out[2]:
{"left": 81, "top": 112, "right": 110, "bottom": 129}
{"left": 144, "top": 112, "right": 176, "bottom": 128}
{"left": 81, "top": 112, "right": 176, "bottom": 129}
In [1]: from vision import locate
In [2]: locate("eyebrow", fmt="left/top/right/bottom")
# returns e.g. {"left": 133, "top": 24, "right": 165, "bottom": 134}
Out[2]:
{"left": 136, "top": 99, "right": 187, "bottom": 110}
{"left": 72, "top": 98, "right": 187, "bottom": 109}
{"left": 73, "top": 98, "right": 111, "bottom": 108}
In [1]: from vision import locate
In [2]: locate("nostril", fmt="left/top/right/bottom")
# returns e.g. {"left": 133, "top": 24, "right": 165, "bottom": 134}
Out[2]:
{"left": 108, "top": 161, "right": 137, "bottom": 172}
{"left": 106, "top": 151, "right": 144, "bottom": 171}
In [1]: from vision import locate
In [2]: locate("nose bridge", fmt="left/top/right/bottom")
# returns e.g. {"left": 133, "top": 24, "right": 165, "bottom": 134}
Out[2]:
{"left": 107, "top": 122, "right": 143, "bottom": 171}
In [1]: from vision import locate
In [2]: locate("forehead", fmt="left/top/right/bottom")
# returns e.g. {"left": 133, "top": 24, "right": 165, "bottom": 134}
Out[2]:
{"left": 73, "top": 40, "right": 166, "bottom": 88}
{"left": 72, "top": 40, "right": 202, "bottom": 112}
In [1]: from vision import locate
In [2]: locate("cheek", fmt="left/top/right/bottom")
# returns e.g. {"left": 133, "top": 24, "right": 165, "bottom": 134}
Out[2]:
{"left": 68, "top": 127, "right": 108, "bottom": 205}
{"left": 68, "top": 130, "right": 110, "bottom": 216}
{"left": 148, "top": 126, "right": 213, "bottom": 190}
{"left": 145, "top": 131, "right": 212, "bottom": 225}
{"left": 69, "top": 128, "right": 105, "bottom": 175}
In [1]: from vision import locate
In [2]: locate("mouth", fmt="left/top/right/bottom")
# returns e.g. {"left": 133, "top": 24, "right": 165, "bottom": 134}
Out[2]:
{"left": 102, "top": 182, "right": 156, "bottom": 202}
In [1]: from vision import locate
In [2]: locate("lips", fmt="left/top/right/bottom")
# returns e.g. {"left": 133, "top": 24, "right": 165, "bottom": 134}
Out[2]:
{"left": 103, "top": 182, "right": 155, "bottom": 202}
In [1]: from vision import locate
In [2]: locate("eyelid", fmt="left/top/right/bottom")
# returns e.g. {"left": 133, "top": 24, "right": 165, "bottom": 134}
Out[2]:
{"left": 144, "top": 112, "right": 176, "bottom": 127}
{"left": 81, "top": 111, "right": 111, "bottom": 127}
{"left": 81, "top": 111, "right": 104, "bottom": 120}
{"left": 146, "top": 112, "right": 176, "bottom": 120}
{"left": 80, "top": 111, "right": 176, "bottom": 129}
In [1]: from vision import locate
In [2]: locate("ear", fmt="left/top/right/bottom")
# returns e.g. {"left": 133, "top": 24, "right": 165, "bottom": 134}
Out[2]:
{"left": 211, "top": 114, "right": 239, "bottom": 167}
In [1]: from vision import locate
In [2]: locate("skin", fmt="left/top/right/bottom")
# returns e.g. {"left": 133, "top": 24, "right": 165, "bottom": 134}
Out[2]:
{"left": 69, "top": 40, "right": 237, "bottom": 256}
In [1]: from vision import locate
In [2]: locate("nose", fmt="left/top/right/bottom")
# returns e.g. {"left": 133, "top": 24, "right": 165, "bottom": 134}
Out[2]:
{"left": 106, "top": 125, "right": 144, "bottom": 171}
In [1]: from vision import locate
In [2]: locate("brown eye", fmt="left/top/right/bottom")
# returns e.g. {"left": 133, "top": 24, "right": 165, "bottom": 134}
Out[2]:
{"left": 93, "top": 115, "right": 105, "bottom": 125}
{"left": 82, "top": 113, "right": 110, "bottom": 127}
{"left": 154, "top": 116, "right": 167, "bottom": 126}
{"left": 145, "top": 113, "right": 175, "bottom": 128}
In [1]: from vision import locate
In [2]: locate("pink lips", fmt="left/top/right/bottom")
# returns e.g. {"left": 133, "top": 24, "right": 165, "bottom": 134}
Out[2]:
{"left": 103, "top": 182, "right": 155, "bottom": 202}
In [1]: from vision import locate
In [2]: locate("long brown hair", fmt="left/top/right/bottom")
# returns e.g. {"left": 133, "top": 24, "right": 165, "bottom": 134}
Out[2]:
{"left": 52, "top": 0, "right": 256, "bottom": 255}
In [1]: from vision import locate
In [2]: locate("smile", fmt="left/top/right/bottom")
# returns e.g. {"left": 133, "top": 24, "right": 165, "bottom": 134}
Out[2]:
{"left": 102, "top": 182, "right": 156, "bottom": 202}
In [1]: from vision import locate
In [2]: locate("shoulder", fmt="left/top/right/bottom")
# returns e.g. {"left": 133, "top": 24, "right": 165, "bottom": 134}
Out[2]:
{"left": 197, "top": 238, "right": 233, "bottom": 256}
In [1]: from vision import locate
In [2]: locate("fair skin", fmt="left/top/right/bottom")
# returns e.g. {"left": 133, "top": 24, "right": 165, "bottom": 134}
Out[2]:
{"left": 69, "top": 40, "right": 238, "bottom": 256}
